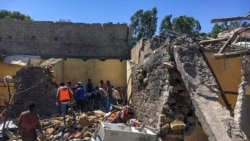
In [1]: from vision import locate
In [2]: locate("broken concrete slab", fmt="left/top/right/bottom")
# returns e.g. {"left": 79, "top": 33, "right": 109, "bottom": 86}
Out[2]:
{"left": 172, "top": 38, "right": 247, "bottom": 141}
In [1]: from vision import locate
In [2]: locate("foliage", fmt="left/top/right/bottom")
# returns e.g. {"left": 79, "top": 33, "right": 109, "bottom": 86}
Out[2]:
{"left": 199, "top": 32, "right": 210, "bottom": 39}
{"left": 210, "top": 24, "right": 224, "bottom": 38}
{"left": 129, "top": 7, "right": 158, "bottom": 44}
{"left": 0, "top": 10, "right": 32, "bottom": 21}
{"left": 159, "top": 14, "right": 173, "bottom": 36}
{"left": 159, "top": 15, "right": 201, "bottom": 37}
{"left": 172, "top": 15, "right": 201, "bottom": 37}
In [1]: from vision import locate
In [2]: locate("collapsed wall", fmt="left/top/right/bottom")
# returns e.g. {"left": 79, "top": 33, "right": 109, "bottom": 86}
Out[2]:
{"left": 11, "top": 65, "right": 58, "bottom": 117}
{"left": 131, "top": 35, "right": 248, "bottom": 141}
{"left": 235, "top": 56, "right": 250, "bottom": 139}
{"left": 131, "top": 37, "right": 196, "bottom": 140}
{"left": 172, "top": 36, "right": 247, "bottom": 141}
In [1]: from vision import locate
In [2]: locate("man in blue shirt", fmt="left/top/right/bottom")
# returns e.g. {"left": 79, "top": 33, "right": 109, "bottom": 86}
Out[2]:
{"left": 75, "top": 83, "right": 87, "bottom": 113}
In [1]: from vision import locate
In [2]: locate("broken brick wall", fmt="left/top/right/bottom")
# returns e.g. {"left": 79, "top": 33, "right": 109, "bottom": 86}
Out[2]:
{"left": 131, "top": 41, "right": 196, "bottom": 140}
{"left": 11, "top": 66, "right": 58, "bottom": 117}
{"left": 132, "top": 46, "right": 169, "bottom": 128}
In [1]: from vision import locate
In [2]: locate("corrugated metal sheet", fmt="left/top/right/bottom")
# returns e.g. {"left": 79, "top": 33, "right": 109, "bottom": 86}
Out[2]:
{"left": 3, "top": 55, "right": 41, "bottom": 66}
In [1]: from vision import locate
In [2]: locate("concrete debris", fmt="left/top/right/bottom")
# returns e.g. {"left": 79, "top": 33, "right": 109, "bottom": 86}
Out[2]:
{"left": 0, "top": 106, "right": 156, "bottom": 141}
{"left": 163, "top": 61, "right": 175, "bottom": 69}
{"left": 92, "top": 122, "right": 157, "bottom": 141}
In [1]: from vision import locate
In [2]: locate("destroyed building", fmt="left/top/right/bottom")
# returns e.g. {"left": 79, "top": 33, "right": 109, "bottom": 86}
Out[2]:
{"left": 0, "top": 19, "right": 250, "bottom": 140}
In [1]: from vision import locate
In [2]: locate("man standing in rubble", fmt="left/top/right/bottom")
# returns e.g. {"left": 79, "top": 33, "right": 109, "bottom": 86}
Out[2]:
{"left": 18, "top": 102, "right": 43, "bottom": 141}
{"left": 106, "top": 80, "right": 114, "bottom": 112}
{"left": 56, "top": 82, "right": 74, "bottom": 124}
{"left": 91, "top": 86, "right": 102, "bottom": 110}
{"left": 75, "top": 82, "right": 87, "bottom": 113}
{"left": 112, "top": 86, "right": 122, "bottom": 105}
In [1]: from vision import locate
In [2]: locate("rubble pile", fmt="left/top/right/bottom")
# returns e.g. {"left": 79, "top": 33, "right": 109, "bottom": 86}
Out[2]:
{"left": 41, "top": 111, "right": 103, "bottom": 141}
{"left": 0, "top": 105, "right": 152, "bottom": 141}
{"left": 1, "top": 110, "right": 104, "bottom": 141}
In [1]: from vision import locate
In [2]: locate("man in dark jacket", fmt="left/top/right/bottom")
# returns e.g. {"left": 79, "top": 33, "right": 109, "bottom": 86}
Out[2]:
{"left": 92, "top": 86, "right": 102, "bottom": 110}
{"left": 86, "top": 79, "right": 93, "bottom": 93}
{"left": 75, "top": 83, "right": 87, "bottom": 113}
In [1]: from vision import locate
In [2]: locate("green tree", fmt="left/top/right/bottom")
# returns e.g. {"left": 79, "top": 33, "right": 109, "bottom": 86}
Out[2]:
{"left": 172, "top": 15, "right": 201, "bottom": 37}
{"left": 210, "top": 24, "right": 224, "bottom": 38}
{"left": 130, "top": 7, "right": 158, "bottom": 43}
{"left": 159, "top": 15, "right": 201, "bottom": 37}
{"left": 0, "top": 10, "right": 32, "bottom": 21}
{"left": 159, "top": 14, "right": 173, "bottom": 36}
{"left": 199, "top": 32, "right": 210, "bottom": 39}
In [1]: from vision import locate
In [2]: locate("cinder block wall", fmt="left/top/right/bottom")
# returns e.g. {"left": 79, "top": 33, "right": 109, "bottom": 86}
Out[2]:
{"left": 0, "top": 19, "right": 130, "bottom": 59}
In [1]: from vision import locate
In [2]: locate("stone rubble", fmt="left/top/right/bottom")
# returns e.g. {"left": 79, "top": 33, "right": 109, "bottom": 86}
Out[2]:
{"left": 0, "top": 106, "right": 150, "bottom": 141}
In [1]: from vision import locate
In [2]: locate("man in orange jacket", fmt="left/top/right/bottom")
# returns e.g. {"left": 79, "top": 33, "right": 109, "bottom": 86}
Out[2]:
{"left": 56, "top": 82, "right": 74, "bottom": 124}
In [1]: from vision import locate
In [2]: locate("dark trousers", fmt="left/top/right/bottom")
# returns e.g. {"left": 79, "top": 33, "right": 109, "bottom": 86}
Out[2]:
{"left": 93, "top": 99, "right": 101, "bottom": 110}
{"left": 76, "top": 99, "right": 85, "bottom": 113}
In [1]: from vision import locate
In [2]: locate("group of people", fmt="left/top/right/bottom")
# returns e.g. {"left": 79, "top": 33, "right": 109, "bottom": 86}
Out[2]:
{"left": 15, "top": 79, "right": 122, "bottom": 141}
{"left": 56, "top": 79, "right": 122, "bottom": 123}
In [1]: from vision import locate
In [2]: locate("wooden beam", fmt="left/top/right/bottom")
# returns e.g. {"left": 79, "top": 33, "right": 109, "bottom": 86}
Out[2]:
{"left": 211, "top": 16, "right": 250, "bottom": 23}
{"left": 218, "top": 27, "right": 250, "bottom": 54}
{"left": 212, "top": 50, "right": 250, "bottom": 59}
{"left": 218, "top": 34, "right": 237, "bottom": 54}
{"left": 199, "top": 37, "right": 228, "bottom": 44}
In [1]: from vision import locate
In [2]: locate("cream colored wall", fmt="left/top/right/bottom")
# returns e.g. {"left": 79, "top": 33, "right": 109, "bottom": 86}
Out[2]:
{"left": 53, "top": 59, "right": 127, "bottom": 88}
{"left": 52, "top": 60, "right": 64, "bottom": 84}
{"left": 0, "top": 61, "right": 22, "bottom": 105}
{"left": 203, "top": 51, "right": 242, "bottom": 109}
{"left": 0, "top": 58, "right": 127, "bottom": 105}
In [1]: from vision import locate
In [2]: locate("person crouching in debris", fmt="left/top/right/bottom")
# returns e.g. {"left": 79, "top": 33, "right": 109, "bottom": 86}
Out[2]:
{"left": 56, "top": 82, "right": 74, "bottom": 124}
{"left": 18, "top": 102, "right": 43, "bottom": 141}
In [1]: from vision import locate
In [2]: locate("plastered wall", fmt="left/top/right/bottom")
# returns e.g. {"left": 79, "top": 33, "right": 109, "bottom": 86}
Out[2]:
{"left": 52, "top": 59, "right": 127, "bottom": 88}
{"left": 203, "top": 51, "right": 241, "bottom": 110}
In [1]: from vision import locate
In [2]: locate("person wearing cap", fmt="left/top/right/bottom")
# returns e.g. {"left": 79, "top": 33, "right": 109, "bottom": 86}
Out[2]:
{"left": 18, "top": 102, "right": 43, "bottom": 141}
